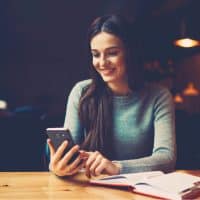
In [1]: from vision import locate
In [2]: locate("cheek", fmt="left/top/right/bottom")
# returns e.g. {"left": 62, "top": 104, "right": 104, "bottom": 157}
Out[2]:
{"left": 118, "top": 55, "right": 126, "bottom": 65}
{"left": 116, "top": 57, "right": 126, "bottom": 70}
{"left": 92, "top": 59, "right": 98, "bottom": 69}
{"left": 117, "top": 59, "right": 127, "bottom": 75}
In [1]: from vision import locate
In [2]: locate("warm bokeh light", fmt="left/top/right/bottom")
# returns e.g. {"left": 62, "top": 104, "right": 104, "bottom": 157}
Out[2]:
{"left": 174, "top": 38, "right": 200, "bottom": 48}
{"left": 0, "top": 100, "right": 7, "bottom": 109}
{"left": 174, "top": 94, "right": 183, "bottom": 103}
{"left": 183, "top": 82, "right": 199, "bottom": 96}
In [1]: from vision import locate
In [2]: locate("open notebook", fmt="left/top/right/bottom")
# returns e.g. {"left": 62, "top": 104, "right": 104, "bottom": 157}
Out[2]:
{"left": 90, "top": 171, "right": 200, "bottom": 200}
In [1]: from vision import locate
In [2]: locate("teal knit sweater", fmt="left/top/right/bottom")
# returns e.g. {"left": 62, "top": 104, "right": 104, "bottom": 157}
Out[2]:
{"left": 64, "top": 80, "right": 176, "bottom": 174}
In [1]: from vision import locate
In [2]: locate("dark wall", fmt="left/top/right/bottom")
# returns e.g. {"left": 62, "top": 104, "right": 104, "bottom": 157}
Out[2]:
{"left": 0, "top": 1, "right": 111, "bottom": 116}
{"left": 1, "top": 0, "right": 200, "bottom": 116}
{"left": 0, "top": 1, "right": 110, "bottom": 171}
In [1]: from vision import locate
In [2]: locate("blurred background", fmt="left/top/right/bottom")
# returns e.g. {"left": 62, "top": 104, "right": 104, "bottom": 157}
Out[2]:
{"left": 0, "top": 0, "right": 200, "bottom": 171}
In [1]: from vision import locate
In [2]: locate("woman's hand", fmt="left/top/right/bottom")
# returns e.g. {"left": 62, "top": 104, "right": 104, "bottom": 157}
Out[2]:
{"left": 84, "top": 151, "right": 121, "bottom": 178}
{"left": 47, "top": 139, "right": 86, "bottom": 177}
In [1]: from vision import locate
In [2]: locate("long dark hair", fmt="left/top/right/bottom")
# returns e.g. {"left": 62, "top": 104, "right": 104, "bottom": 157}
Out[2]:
{"left": 79, "top": 14, "right": 144, "bottom": 158}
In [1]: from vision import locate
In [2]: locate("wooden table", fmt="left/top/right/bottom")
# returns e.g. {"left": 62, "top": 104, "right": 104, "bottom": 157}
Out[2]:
{"left": 0, "top": 170, "right": 200, "bottom": 200}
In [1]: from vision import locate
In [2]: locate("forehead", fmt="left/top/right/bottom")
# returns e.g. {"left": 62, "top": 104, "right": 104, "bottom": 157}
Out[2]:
{"left": 90, "top": 32, "right": 123, "bottom": 50}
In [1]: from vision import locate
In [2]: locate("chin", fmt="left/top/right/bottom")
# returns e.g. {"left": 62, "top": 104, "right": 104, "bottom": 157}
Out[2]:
{"left": 102, "top": 76, "right": 116, "bottom": 83}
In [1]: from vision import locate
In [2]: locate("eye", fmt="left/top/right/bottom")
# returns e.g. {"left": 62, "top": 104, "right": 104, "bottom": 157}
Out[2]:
{"left": 107, "top": 50, "right": 119, "bottom": 56}
{"left": 91, "top": 52, "right": 99, "bottom": 58}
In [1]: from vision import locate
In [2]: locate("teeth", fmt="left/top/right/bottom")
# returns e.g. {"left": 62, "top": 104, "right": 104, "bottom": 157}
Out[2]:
{"left": 102, "top": 69, "right": 114, "bottom": 72}
{"left": 102, "top": 69, "right": 114, "bottom": 75}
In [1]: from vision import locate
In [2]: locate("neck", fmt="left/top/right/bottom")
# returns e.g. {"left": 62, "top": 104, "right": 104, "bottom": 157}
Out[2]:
{"left": 107, "top": 82, "right": 132, "bottom": 96}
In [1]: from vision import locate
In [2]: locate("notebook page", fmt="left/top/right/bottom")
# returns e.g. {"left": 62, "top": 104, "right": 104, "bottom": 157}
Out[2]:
{"left": 91, "top": 177, "right": 130, "bottom": 186}
{"left": 90, "top": 171, "right": 163, "bottom": 186}
{"left": 124, "top": 171, "right": 163, "bottom": 186}
{"left": 134, "top": 184, "right": 181, "bottom": 200}
{"left": 141, "top": 172, "right": 200, "bottom": 193}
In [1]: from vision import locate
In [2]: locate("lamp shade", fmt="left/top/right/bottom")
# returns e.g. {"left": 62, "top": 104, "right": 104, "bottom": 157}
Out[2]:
{"left": 174, "top": 17, "right": 200, "bottom": 48}
{"left": 183, "top": 82, "right": 199, "bottom": 96}
{"left": 174, "top": 93, "right": 183, "bottom": 103}
{"left": 174, "top": 38, "right": 199, "bottom": 48}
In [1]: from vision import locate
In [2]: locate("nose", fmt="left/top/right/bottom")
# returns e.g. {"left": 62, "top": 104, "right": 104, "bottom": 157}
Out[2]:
{"left": 99, "top": 55, "right": 108, "bottom": 68}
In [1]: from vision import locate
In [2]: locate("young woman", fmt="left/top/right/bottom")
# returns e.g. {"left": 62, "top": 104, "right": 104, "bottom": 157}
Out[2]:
{"left": 47, "top": 14, "right": 176, "bottom": 177}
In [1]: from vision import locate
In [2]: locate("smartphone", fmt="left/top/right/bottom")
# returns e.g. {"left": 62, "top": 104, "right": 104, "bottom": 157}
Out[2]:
{"left": 46, "top": 127, "right": 79, "bottom": 164}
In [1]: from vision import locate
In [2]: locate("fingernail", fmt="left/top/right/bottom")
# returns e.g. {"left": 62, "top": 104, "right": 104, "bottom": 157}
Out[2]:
{"left": 47, "top": 138, "right": 50, "bottom": 143}
{"left": 63, "top": 140, "right": 68, "bottom": 145}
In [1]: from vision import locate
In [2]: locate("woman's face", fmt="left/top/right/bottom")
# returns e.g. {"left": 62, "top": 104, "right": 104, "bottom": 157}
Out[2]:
{"left": 90, "top": 32, "right": 127, "bottom": 86}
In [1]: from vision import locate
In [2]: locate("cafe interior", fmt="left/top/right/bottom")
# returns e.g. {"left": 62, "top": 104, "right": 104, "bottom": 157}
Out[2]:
{"left": 0, "top": 0, "right": 200, "bottom": 171}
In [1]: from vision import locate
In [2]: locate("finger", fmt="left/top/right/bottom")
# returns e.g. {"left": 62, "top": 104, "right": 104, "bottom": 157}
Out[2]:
{"left": 85, "top": 151, "right": 99, "bottom": 178}
{"left": 61, "top": 145, "right": 80, "bottom": 165}
{"left": 89, "top": 155, "right": 102, "bottom": 176}
{"left": 51, "top": 157, "right": 81, "bottom": 177}
{"left": 79, "top": 151, "right": 89, "bottom": 159}
{"left": 71, "top": 154, "right": 83, "bottom": 168}
{"left": 67, "top": 168, "right": 79, "bottom": 176}
{"left": 94, "top": 158, "right": 108, "bottom": 176}
{"left": 72, "top": 160, "right": 85, "bottom": 174}
{"left": 53, "top": 140, "right": 68, "bottom": 163}
{"left": 66, "top": 162, "right": 85, "bottom": 176}
{"left": 85, "top": 156, "right": 95, "bottom": 178}
{"left": 60, "top": 152, "right": 82, "bottom": 172}
{"left": 47, "top": 139, "right": 55, "bottom": 157}
{"left": 52, "top": 145, "right": 80, "bottom": 174}
{"left": 85, "top": 151, "right": 99, "bottom": 166}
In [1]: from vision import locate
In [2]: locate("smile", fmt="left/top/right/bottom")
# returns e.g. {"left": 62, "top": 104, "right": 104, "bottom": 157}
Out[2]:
{"left": 100, "top": 68, "right": 115, "bottom": 76}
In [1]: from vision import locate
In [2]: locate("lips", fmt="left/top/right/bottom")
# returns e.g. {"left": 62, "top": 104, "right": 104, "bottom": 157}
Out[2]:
{"left": 100, "top": 68, "right": 115, "bottom": 76}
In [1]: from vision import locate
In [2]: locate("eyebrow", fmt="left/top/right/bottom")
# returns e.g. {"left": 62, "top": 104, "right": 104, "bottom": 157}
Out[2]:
{"left": 91, "top": 46, "right": 121, "bottom": 52}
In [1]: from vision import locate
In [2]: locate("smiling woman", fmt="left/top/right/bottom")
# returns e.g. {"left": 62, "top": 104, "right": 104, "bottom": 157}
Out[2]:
{"left": 90, "top": 32, "right": 129, "bottom": 95}
{"left": 47, "top": 14, "right": 176, "bottom": 178}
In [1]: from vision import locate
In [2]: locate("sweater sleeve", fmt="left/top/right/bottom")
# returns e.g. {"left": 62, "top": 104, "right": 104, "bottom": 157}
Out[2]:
{"left": 113, "top": 88, "right": 176, "bottom": 174}
{"left": 63, "top": 82, "right": 85, "bottom": 144}
{"left": 45, "top": 81, "right": 86, "bottom": 168}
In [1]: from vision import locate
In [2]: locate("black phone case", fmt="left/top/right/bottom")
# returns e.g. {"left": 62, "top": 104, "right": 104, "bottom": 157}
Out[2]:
{"left": 46, "top": 128, "right": 79, "bottom": 163}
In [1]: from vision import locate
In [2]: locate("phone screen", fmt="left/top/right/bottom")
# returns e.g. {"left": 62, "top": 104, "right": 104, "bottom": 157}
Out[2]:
{"left": 46, "top": 128, "right": 79, "bottom": 163}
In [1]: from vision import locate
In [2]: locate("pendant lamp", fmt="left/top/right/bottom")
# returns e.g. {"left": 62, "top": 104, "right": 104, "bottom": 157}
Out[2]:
{"left": 174, "top": 18, "right": 200, "bottom": 48}
{"left": 174, "top": 93, "right": 183, "bottom": 103}
{"left": 183, "top": 82, "right": 199, "bottom": 96}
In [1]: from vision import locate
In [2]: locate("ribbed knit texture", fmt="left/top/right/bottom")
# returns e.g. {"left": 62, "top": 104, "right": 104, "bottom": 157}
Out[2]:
{"left": 64, "top": 79, "right": 176, "bottom": 173}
